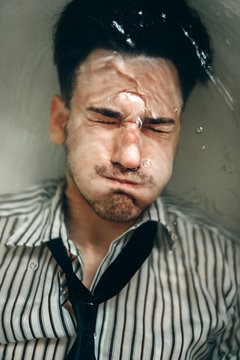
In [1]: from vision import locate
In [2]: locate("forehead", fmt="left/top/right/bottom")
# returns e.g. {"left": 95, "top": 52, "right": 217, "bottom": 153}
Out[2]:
{"left": 72, "top": 49, "right": 183, "bottom": 113}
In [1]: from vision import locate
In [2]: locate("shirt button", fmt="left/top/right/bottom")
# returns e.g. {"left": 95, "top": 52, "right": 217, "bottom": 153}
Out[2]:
{"left": 29, "top": 261, "right": 38, "bottom": 270}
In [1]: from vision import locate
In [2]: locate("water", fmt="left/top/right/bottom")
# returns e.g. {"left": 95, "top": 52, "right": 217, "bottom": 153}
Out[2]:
{"left": 196, "top": 126, "right": 204, "bottom": 134}
{"left": 111, "top": 9, "right": 238, "bottom": 120}
{"left": 142, "top": 159, "right": 152, "bottom": 168}
{"left": 179, "top": 23, "right": 239, "bottom": 123}
{"left": 205, "top": 70, "right": 236, "bottom": 112}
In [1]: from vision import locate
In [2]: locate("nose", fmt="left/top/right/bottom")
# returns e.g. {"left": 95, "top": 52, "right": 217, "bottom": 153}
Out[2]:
{"left": 112, "top": 125, "right": 142, "bottom": 170}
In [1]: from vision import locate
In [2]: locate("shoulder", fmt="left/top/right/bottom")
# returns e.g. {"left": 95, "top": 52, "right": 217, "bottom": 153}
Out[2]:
{"left": 0, "top": 179, "right": 61, "bottom": 217}
{"left": 158, "top": 196, "right": 240, "bottom": 282}
{"left": 159, "top": 195, "right": 240, "bottom": 244}
{"left": 0, "top": 179, "right": 63, "bottom": 244}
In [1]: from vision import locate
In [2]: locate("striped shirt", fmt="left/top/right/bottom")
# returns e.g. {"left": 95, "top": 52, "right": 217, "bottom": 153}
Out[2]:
{"left": 0, "top": 179, "right": 239, "bottom": 359}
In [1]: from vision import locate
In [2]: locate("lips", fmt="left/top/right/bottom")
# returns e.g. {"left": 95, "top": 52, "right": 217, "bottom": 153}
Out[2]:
{"left": 106, "top": 177, "right": 140, "bottom": 186}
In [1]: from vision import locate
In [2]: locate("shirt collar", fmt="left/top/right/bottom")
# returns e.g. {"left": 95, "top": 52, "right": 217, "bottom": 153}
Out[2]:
{"left": 5, "top": 179, "right": 176, "bottom": 249}
{"left": 5, "top": 180, "right": 67, "bottom": 247}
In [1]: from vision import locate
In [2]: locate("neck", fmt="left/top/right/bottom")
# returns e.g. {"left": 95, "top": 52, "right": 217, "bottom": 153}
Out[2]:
{"left": 64, "top": 176, "right": 136, "bottom": 252}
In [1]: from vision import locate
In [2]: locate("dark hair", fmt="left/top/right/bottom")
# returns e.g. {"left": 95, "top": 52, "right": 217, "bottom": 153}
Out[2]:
{"left": 53, "top": 0, "right": 212, "bottom": 106}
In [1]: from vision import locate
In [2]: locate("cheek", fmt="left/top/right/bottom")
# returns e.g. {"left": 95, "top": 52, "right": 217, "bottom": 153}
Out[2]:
{"left": 146, "top": 139, "right": 178, "bottom": 183}
{"left": 146, "top": 134, "right": 178, "bottom": 162}
{"left": 153, "top": 152, "right": 174, "bottom": 178}
{"left": 66, "top": 125, "right": 114, "bottom": 165}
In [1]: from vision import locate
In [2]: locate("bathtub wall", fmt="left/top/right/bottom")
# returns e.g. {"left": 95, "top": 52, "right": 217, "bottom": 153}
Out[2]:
{"left": 0, "top": 0, "right": 239, "bottom": 234}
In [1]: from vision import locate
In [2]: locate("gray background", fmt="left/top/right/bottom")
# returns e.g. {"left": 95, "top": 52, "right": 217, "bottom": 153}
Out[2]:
{"left": 0, "top": 0, "right": 239, "bottom": 234}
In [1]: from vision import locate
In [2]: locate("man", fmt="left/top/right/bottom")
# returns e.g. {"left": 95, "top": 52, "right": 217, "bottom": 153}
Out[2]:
{"left": 0, "top": 0, "right": 239, "bottom": 359}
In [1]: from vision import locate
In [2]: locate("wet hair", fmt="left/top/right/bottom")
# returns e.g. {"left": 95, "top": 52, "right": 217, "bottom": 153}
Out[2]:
{"left": 53, "top": 0, "right": 212, "bottom": 106}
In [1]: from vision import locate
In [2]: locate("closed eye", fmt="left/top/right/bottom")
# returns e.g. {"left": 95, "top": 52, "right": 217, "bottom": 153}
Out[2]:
{"left": 94, "top": 120, "right": 119, "bottom": 125}
{"left": 144, "top": 127, "right": 170, "bottom": 133}
{"left": 143, "top": 117, "right": 175, "bottom": 133}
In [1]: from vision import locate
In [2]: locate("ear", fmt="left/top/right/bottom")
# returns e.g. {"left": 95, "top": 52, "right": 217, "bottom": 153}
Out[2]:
{"left": 49, "top": 95, "right": 69, "bottom": 145}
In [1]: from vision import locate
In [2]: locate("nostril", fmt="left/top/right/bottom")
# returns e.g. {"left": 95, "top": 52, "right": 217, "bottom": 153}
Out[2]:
{"left": 112, "top": 162, "right": 139, "bottom": 173}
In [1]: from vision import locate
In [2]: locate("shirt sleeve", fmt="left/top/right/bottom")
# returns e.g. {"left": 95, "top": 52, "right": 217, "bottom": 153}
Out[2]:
{"left": 214, "top": 237, "right": 240, "bottom": 359}
{"left": 215, "top": 288, "right": 240, "bottom": 359}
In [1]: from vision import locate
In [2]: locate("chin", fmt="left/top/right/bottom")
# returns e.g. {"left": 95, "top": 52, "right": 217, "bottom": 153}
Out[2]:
{"left": 90, "top": 192, "right": 145, "bottom": 223}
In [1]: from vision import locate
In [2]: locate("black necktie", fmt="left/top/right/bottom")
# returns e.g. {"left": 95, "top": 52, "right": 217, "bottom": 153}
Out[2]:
{"left": 46, "top": 221, "right": 157, "bottom": 360}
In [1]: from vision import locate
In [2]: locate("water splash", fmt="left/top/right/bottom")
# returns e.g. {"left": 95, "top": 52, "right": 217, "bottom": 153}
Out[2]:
{"left": 112, "top": 10, "right": 238, "bottom": 118}
{"left": 180, "top": 26, "right": 237, "bottom": 114}
{"left": 111, "top": 20, "right": 125, "bottom": 34}
{"left": 111, "top": 20, "right": 135, "bottom": 47}
{"left": 181, "top": 28, "right": 210, "bottom": 69}
{"left": 205, "top": 70, "right": 235, "bottom": 112}
{"left": 157, "top": 10, "right": 238, "bottom": 117}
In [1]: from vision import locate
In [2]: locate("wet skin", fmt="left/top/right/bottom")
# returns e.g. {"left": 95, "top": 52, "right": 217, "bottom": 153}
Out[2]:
{"left": 50, "top": 49, "right": 183, "bottom": 224}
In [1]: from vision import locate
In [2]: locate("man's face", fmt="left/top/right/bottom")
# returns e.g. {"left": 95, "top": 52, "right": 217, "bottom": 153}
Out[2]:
{"left": 50, "top": 49, "right": 183, "bottom": 223}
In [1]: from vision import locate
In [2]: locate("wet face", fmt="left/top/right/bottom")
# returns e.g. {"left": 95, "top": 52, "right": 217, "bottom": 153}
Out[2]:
{"left": 50, "top": 49, "right": 183, "bottom": 223}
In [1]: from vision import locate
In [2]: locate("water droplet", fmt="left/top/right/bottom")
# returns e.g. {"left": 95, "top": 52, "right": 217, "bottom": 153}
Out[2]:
{"left": 196, "top": 126, "right": 204, "bottom": 134}
{"left": 111, "top": 21, "right": 125, "bottom": 34}
{"left": 225, "top": 38, "right": 231, "bottom": 46}
{"left": 201, "top": 145, "right": 207, "bottom": 151}
{"left": 126, "top": 37, "right": 135, "bottom": 47}
{"left": 173, "top": 221, "right": 177, "bottom": 226}
{"left": 161, "top": 12, "right": 167, "bottom": 20}
{"left": 136, "top": 117, "right": 142, "bottom": 128}
{"left": 142, "top": 159, "right": 152, "bottom": 168}
{"left": 138, "top": 10, "right": 143, "bottom": 15}
{"left": 174, "top": 108, "right": 178, "bottom": 113}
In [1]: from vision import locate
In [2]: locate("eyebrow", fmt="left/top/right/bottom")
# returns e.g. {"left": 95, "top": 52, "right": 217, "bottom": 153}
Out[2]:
{"left": 87, "top": 107, "right": 123, "bottom": 120}
{"left": 87, "top": 107, "right": 175, "bottom": 124}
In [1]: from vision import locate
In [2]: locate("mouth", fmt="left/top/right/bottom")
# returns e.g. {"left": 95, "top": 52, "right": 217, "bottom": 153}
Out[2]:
{"left": 105, "top": 177, "right": 141, "bottom": 186}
